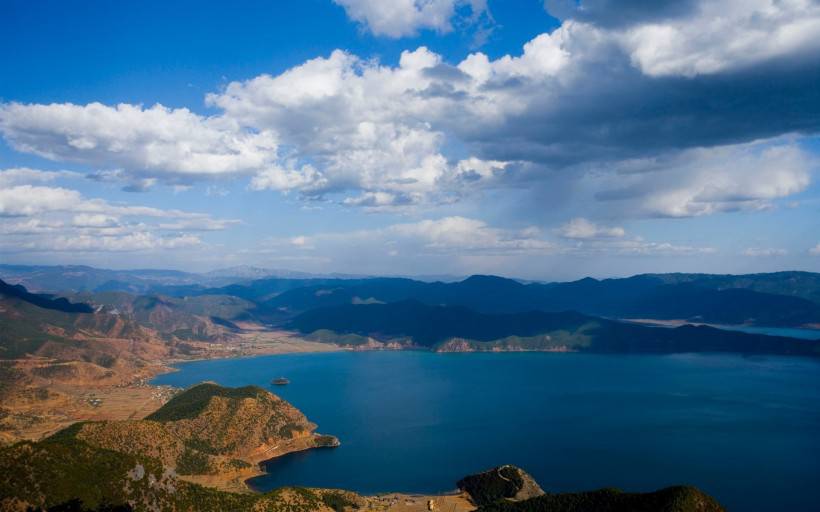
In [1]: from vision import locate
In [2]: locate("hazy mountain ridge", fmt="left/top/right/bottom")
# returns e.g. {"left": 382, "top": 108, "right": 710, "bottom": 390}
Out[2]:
{"left": 6, "top": 264, "right": 820, "bottom": 328}
{"left": 263, "top": 273, "right": 820, "bottom": 328}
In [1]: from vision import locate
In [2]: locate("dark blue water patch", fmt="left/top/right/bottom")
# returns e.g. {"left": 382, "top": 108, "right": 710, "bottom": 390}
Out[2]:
{"left": 152, "top": 351, "right": 820, "bottom": 512}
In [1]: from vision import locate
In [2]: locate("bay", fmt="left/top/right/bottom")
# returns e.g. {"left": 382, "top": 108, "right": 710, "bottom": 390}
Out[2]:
{"left": 152, "top": 351, "right": 820, "bottom": 511}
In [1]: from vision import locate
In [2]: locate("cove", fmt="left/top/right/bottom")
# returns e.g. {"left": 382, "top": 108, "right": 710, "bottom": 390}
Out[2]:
{"left": 152, "top": 351, "right": 820, "bottom": 511}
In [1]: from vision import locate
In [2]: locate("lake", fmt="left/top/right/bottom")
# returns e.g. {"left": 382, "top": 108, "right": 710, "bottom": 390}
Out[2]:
{"left": 152, "top": 351, "right": 820, "bottom": 511}
{"left": 710, "top": 325, "right": 820, "bottom": 340}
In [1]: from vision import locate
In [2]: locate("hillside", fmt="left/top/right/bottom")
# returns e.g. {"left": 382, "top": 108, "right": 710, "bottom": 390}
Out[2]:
{"left": 0, "top": 280, "right": 248, "bottom": 363}
{"left": 0, "top": 446, "right": 723, "bottom": 512}
{"left": 70, "top": 291, "right": 250, "bottom": 342}
{"left": 0, "top": 439, "right": 357, "bottom": 512}
{"left": 0, "top": 281, "right": 160, "bottom": 362}
{"left": 288, "top": 301, "right": 820, "bottom": 357}
{"left": 0, "top": 279, "right": 93, "bottom": 313}
{"left": 57, "top": 383, "right": 338, "bottom": 482}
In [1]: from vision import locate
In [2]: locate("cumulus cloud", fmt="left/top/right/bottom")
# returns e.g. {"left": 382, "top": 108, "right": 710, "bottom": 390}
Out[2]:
{"left": 0, "top": 185, "right": 85, "bottom": 217}
{"left": 209, "top": 47, "right": 519, "bottom": 206}
{"left": 0, "top": 102, "right": 279, "bottom": 182}
{"left": 0, "top": 174, "right": 237, "bottom": 256}
{"left": 618, "top": 0, "right": 820, "bottom": 77}
{"left": 810, "top": 243, "right": 820, "bottom": 256}
{"left": 557, "top": 218, "right": 625, "bottom": 239}
{"left": 1, "top": 0, "right": 818, "bottom": 218}
{"left": 333, "top": 0, "right": 488, "bottom": 38}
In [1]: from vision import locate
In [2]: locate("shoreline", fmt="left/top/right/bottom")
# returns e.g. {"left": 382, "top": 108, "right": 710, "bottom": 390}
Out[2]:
{"left": 623, "top": 318, "right": 820, "bottom": 331}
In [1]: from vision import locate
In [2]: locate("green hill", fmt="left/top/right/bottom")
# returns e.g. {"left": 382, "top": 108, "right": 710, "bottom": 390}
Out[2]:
{"left": 56, "top": 383, "right": 338, "bottom": 477}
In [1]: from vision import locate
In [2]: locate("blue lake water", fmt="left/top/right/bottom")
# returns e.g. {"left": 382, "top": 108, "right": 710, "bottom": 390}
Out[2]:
{"left": 711, "top": 325, "right": 820, "bottom": 340}
{"left": 152, "top": 351, "right": 820, "bottom": 511}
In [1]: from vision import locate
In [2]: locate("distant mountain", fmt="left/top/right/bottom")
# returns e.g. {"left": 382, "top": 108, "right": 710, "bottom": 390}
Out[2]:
{"left": 262, "top": 273, "right": 820, "bottom": 328}
{"left": 0, "top": 264, "right": 211, "bottom": 294}
{"left": 0, "top": 278, "right": 93, "bottom": 313}
{"left": 70, "top": 291, "right": 250, "bottom": 341}
{"left": 204, "top": 265, "right": 369, "bottom": 280}
{"left": 645, "top": 271, "right": 820, "bottom": 305}
{"left": 7, "top": 265, "right": 820, "bottom": 328}
{"left": 0, "top": 281, "right": 242, "bottom": 363}
{"left": 0, "top": 280, "right": 160, "bottom": 365}
{"left": 0, "top": 264, "right": 371, "bottom": 297}
{"left": 288, "top": 300, "right": 820, "bottom": 357}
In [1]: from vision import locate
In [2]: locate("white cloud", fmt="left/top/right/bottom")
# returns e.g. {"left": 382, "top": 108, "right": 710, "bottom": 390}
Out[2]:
{"left": 0, "top": 167, "right": 80, "bottom": 187}
{"left": 810, "top": 243, "right": 820, "bottom": 256}
{"left": 742, "top": 247, "right": 788, "bottom": 257}
{"left": 592, "top": 140, "right": 812, "bottom": 218}
{"left": 156, "top": 218, "right": 241, "bottom": 231}
{"left": 603, "top": 239, "right": 717, "bottom": 256}
{"left": 333, "top": 0, "right": 487, "bottom": 38}
{"left": 1, "top": 0, "right": 817, "bottom": 217}
{"left": 0, "top": 102, "right": 279, "bottom": 181}
{"left": 620, "top": 0, "right": 820, "bottom": 77}
{"left": 558, "top": 217, "right": 625, "bottom": 239}
{"left": 271, "top": 216, "right": 714, "bottom": 260}
{"left": 387, "top": 216, "right": 554, "bottom": 253}
{"left": 47, "top": 233, "right": 201, "bottom": 252}
{"left": 0, "top": 176, "right": 237, "bottom": 256}
{"left": 0, "top": 184, "right": 239, "bottom": 223}
{"left": 72, "top": 213, "right": 119, "bottom": 228}
{"left": 0, "top": 185, "right": 85, "bottom": 217}
{"left": 210, "top": 47, "right": 514, "bottom": 206}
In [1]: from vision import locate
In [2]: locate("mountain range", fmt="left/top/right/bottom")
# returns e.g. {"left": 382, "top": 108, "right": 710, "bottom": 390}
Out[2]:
{"left": 234, "top": 272, "right": 820, "bottom": 328}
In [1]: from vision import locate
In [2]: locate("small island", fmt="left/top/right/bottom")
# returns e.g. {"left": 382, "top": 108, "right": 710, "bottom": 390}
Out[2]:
{"left": 271, "top": 377, "right": 290, "bottom": 386}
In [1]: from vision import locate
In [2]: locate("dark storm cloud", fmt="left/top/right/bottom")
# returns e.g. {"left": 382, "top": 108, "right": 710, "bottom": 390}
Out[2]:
{"left": 544, "top": 0, "right": 700, "bottom": 28}
{"left": 460, "top": 53, "right": 820, "bottom": 169}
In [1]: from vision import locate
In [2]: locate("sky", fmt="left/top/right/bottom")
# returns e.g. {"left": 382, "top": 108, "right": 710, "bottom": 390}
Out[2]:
{"left": 1, "top": 0, "right": 820, "bottom": 280}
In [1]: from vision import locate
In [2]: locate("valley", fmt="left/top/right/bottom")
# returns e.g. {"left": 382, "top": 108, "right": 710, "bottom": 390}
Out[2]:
{"left": 1, "top": 265, "right": 819, "bottom": 510}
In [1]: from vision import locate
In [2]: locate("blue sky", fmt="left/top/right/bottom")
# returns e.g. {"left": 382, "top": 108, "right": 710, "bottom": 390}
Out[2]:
{"left": 1, "top": 0, "right": 819, "bottom": 280}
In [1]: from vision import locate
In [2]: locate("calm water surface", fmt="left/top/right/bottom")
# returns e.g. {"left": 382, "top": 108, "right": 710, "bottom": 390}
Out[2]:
{"left": 152, "top": 352, "right": 820, "bottom": 511}
{"left": 711, "top": 325, "right": 820, "bottom": 340}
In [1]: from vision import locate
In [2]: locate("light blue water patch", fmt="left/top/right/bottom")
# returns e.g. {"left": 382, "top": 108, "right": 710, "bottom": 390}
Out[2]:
{"left": 710, "top": 325, "right": 820, "bottom": 340}
{"left": 152, "top": 351, "right": 820, "bottom": 512}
